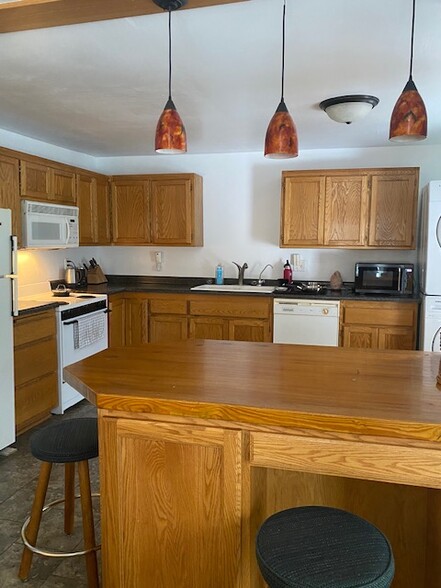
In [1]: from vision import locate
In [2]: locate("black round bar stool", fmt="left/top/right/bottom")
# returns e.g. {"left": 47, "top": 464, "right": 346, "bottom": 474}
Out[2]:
{"left": 256, "top": 506, "right": 395, "bottom": 588}
{"left": 18, "top": 418, "right": 100, "bottom": 588}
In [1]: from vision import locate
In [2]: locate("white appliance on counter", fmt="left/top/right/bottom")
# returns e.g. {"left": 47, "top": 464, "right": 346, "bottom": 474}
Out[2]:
{"left": 273, "top": 299, "right": 340, "bottom": 346}
{"left": 21, "top": 200, "right": 79, "bottom": 249}
{"left": 0, "top": 209, "right": 18, "bottom": 450}
{"left": 22, "top": 291, "right": 108, "bottom": 413}
{"left": 419, "top": 181, "right": 441, "bottom": 350}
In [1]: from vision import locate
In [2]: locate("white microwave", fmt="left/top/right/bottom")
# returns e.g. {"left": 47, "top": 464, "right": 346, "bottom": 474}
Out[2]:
{"left": 21, "top": 200, "right": 79, "bottom": 249}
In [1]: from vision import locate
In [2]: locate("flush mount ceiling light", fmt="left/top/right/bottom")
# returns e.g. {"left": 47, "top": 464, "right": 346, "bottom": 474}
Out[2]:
{"left": 319, "top": 95, "right": 379, "bottom": 124}
{"left": 153, "top": 0, "right": 187, "bottom": 154}
{"left": 389, "top": 0, "right": 427, "bottom": 142}
{"left": 264, "top": 0, "right": 298, "bottom": 159}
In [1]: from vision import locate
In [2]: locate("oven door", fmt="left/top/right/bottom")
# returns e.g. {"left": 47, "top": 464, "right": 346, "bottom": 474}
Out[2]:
{"left": 354, "top": 264, "right": 402, "bottom": 294}
{"left": 54, "top": 308, "right": 108, "bottom": 414}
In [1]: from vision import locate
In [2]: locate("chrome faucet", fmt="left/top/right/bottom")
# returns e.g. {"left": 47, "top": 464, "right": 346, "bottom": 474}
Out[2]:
{"left": 257, "top": 263, "right": 273, "bottom": 285}
{"left": 232, "top": 262, "right": 248, "bottom": 286}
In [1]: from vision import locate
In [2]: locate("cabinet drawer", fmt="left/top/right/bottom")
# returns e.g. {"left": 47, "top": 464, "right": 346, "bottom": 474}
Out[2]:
{"left": 190, "top": 296, "right": 270, "bottom": 319}
{"left": 14, "top": 337, "right": 57, "bottom": 387}
{"left": 14, "top": 311, "right": 56, "bottom": 347}
{"left": 342, "top": 302, "right": 417, "bottom": 327}
{"left": 150, "top": 297, "right": 188, "bottom": 315}
{"left": 15, "top": 372, "right": 58, "bottom": 431}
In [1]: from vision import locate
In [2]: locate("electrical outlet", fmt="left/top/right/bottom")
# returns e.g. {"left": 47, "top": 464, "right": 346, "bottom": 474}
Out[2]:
{"left": 64, "top": 258, "right": 68, "bottom": 270}
{"left": 155, "top": 251, "right": 163, "bottom": 271}
{"left": 291, "top": 253, "right": 306, "bottom": 272}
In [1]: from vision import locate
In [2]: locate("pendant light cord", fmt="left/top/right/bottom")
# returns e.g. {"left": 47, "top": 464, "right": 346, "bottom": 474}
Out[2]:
{"left": 409, "top": 0, "right": 416, "bottom": 81}
{"left": 168, "top": 8, "right": 172, "bottom": 100}
{"left": 280, "top": 0, "right": 286, "bottom": 101}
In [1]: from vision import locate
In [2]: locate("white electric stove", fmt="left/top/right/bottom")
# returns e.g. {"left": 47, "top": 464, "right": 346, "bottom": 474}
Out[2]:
{"left": 21, "top": 290, "right": 108, "bottom": 413}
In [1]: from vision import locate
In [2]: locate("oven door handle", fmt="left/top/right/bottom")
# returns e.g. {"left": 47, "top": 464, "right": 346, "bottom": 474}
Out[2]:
{"left": 63, "top": 320, "right": 79, "bottom": 326}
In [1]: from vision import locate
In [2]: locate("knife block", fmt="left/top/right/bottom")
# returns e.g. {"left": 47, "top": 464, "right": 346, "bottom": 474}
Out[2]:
{"left": 87, "top": 265, "right": 107, "bottom": 284}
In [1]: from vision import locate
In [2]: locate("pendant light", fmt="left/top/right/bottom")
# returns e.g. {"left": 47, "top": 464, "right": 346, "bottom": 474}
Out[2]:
{"left": 389, "top": 0, "right": 427, "bottom": 142}
{"left": 264, "top": 0, "right": 298, "bottom": 159}
{"left": 153, "top": 0, "right": 187, "bottom": 154}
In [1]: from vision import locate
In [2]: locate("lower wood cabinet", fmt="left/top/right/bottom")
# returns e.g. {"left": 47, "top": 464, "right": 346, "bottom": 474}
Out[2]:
{"left": 13, "top": 310, "right": 58, "bottom": 434}
{"left": 341, "top": 300, "right": 418, "bottom": 350}
{"left": 99, "top": 416, "right": 242, "bottom": 587}
{"left": 108, "top": 292, "right": 273, "bottom": 346}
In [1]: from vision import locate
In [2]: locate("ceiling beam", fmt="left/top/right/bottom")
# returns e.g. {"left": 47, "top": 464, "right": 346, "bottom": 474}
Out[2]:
{"left": 0, "top": 0, "right": 249, "bottom": 33}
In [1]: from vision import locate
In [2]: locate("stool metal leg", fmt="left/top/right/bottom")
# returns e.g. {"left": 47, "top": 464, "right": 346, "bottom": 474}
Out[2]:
{"left": 78, "top": 460, "right": 99, "bottom": 588}
{"left": 64, "top": 463, "right": 75, "bottom": 535}
{"left": 18, "top": 461, "right": 52, "bottom": 580}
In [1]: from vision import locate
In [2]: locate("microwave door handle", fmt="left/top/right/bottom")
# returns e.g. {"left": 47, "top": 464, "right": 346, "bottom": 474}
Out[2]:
{"left": 65, "top": 218, "right": 71, "bottom": 245}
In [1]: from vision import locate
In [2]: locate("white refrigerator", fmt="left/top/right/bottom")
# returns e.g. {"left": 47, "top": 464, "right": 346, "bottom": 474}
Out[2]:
{"left": 0, "top": 208, "right": 18, "bottom": 450}
{"left": 419, "top": 182, "right": 441, "bottom": 351}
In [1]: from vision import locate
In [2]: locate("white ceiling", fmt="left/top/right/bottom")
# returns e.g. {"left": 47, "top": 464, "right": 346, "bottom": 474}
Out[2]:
{"left": 0, "top": 0, "right": 439, "bottom": 157}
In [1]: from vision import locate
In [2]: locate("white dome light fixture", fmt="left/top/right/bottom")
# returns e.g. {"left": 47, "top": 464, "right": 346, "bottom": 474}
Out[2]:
{"left": 319, "top": 95, "right": 380, "bottom": 124}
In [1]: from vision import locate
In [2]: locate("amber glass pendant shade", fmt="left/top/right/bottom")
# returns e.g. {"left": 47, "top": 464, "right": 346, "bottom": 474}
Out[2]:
{"left": 264, "top": 100, "right": 298, "bottom": 158}
{"left": 389, "top": 78, "right": 427, "bottom": 142}
{"left": 155, "top": 98, "right": 187, "bottom": 153}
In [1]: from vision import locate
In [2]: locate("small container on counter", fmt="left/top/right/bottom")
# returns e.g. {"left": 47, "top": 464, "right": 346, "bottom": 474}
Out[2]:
{"left": 215, "top": 264, "right": 224, "bottom": 285}
{"left": 283, "top": 260, "right": 292, "bottom": 284}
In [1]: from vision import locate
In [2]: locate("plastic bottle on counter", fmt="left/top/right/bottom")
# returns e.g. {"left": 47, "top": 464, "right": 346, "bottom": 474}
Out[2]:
{"left": 215, "top": 264, "right": 224, "bottom": 285}
{"left": 283, "top": 259, "right": 292, "bottom": 284}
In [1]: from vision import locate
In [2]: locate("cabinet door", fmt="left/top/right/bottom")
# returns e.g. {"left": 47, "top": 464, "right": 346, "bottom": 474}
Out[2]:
{"left": 0, "top": 155, "right": 20, "bottom": 243}
{"left": 52, "top": 167, "right": 76, "bottom": 204}
{"left": 281, "top": 175, "right": 325, "bottom": 246}
{"left": 228, "top": 318, "right": 271, "bottom": 342}
{"left": 125, "top": 295, "right": 149, "bottom": 345}
{"left": 109, "top": 295, "right": 125, "bottom": 348}
{"left": 20, "top": 160, "right": 51, "bottom": 200}
{"left": 189, "top": 317, "right": 228, "bottom": 340}
{"left": 342, "top": 325, "right": 378, "bottom": 349}
{"left": 149, "top": 315, "right": 188, "bottom": 343}
{"left": 77, "top": 174, "right": 96, "bottom": 244}
{"left": 324, "top": 175, "right": 369, "bottom": 247}
{"left": 96, "top": 176, "right": 111, "bottom": 244}
{"left": 150, "top": 177, "right": 193, "bottom": 245}
{"left": 100, "top": 418, "right": 242, "bottom": 588}
{"left": 368, "top": 170, "right": 418, "bottom": 248}
{"left": 111, "top": 180, "right": 151, "bottom": 244}
{"left": 378, "top": 327, "right": 415, "bottom": 350}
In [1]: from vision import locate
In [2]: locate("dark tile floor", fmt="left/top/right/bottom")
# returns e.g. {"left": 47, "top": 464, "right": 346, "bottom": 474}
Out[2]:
{"left": 0, "top": 400, "right": 100, "bottom": 587}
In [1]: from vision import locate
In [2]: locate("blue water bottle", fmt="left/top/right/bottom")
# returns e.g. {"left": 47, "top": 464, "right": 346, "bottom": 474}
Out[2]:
{"left": 215, "top": 264, "right": 224, "bottom": 285}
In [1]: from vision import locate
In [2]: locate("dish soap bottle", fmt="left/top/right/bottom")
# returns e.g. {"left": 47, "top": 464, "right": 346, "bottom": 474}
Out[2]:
{"left": 215, "top": 263, "right": 224, "bottom": 285}
{"left": 283, "top": 260, "right": 292, "bottom": 284}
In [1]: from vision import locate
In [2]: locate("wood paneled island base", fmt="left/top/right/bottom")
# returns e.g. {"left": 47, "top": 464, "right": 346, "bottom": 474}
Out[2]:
{"left": 64, "top": 340, "right": 441, "bottom": 588}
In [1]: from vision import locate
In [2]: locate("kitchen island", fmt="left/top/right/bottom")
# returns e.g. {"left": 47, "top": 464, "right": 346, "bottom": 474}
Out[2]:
{"left": 64, "top": 340, "right": 441, "bottom": 588}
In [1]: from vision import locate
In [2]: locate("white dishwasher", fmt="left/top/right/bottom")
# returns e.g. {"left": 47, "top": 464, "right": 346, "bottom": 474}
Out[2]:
{"left": 273, "top": 298, "right": 340, "bottom": 346}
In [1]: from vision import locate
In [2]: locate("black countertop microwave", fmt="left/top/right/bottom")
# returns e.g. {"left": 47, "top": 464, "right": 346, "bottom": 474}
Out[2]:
{"left": 354, "top": 263, "right": 414, "bottom": 295}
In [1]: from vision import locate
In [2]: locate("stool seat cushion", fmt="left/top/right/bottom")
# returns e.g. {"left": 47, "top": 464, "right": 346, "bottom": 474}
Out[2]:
{"left": 30, "top": 418, "right": 98, "bottom": 463}
{"left": 256, "top": 506, "right": 394, "bottom": 588}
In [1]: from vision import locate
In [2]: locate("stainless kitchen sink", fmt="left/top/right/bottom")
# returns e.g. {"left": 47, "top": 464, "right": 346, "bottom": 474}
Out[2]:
{"left": 191, "top": 284, "right": 275, "bottom": 293}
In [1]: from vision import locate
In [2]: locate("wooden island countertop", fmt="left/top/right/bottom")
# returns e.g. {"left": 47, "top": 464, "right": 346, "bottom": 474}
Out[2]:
{"left": 64, "top": 340, "right": 441, "bottom": 588}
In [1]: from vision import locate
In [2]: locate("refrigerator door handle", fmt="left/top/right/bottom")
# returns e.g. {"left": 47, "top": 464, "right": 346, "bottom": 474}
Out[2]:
{"left": 5, "top": 235, "right": 19, "bottom": 316}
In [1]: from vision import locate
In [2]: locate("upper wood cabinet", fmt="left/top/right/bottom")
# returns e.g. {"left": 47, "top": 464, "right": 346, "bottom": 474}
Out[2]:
{"left": 281, "top": 167, "right": 419, "bottom": 249}
{"left": 110, "top": 173, "right": 203, "bottom": 247}
{"left": 20, "top": 159, "right": 77, "bottom": 205}
{"left": 77, "top": 172, "right": 111, "bottom": 245}
{"left": 0, "top": 154, "right": 20, "bottom": 243}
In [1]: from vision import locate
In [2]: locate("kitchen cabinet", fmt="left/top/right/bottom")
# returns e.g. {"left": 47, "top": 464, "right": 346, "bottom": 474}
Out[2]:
{"left": 110, "top": 173, "right": 203, "bottom": 246}
{"left": 189, "top": 295, "right": 272, "bottom": 343}
{"left": 20, "top": 159, "right": 77, "bottom": 205}
{"left": 108, "top": 294, "right": 126, "bottom": 348}
{"left": 77, "top": 171, "right": 111, "bottom": 245}
{"left": 281, "top": 167, "right": 418, "bottom": 249}
{"left": 112, "top": 292, "right": 272, "bottom": 345}
{"left": 340, "top": 300, "right": 418, "bottom": 350}
{"left": 13, "top": 310, "right": 58, "bottom": 434}
{"left": 0, "top": 154, "right": 20, "bottom": 244}
{"left": 149, "top": 296, "right": 188, "bottom": 343}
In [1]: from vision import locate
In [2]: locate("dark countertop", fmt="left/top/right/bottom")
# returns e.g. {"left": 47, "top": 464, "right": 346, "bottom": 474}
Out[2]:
{"left": 17, "top": 299, "right": 61, "bottom": 317}
{"left": 73, "top": 275, "right": 421, "bottom": 303}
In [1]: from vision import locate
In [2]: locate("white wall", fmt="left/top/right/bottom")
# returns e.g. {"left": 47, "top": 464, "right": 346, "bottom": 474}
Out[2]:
{"left": 16, "top": 140, "right": 441, "bottom": 288}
